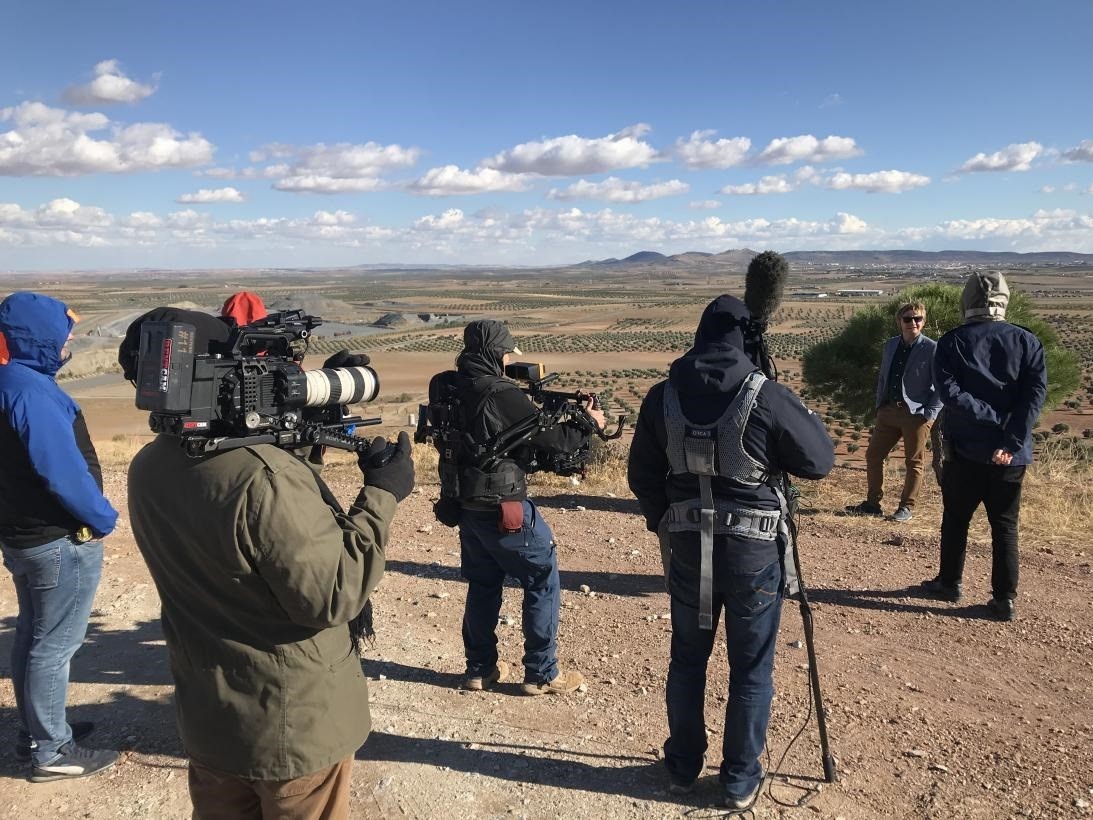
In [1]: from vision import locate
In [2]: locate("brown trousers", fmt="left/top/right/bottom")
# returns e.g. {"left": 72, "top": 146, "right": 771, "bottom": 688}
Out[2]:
{"left": 188, "top": 756, "right": 353, "bottom": 820}
{"left": 866, "top": 403, "right": 933, "bottom": 509}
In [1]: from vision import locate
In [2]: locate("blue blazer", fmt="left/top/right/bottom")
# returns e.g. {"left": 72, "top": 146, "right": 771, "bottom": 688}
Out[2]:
{"left": 875, "top": 334, "right": 943, "bottom": 421}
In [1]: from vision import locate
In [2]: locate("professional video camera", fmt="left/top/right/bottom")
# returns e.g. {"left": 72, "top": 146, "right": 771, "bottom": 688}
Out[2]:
{"left": 134, "top": 309, "right": 383, "bottom": 457}
{"left": 415, "top": 361, "right": 624, "bottom": 479}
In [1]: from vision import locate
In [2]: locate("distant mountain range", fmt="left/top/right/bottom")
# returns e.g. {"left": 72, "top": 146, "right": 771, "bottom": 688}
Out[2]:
{"left": 582, "top": 248, "right": 1093, "bottom": 271}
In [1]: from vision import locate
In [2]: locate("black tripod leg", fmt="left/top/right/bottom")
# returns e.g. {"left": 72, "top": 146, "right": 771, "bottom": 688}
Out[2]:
{"left": 793, "top": 550, "right": 837, "bottom": 783}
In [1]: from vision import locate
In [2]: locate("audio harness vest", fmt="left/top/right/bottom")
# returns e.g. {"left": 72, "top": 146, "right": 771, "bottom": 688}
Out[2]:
{"left": 663, "top": 371, "right": 799, "bottom": 630}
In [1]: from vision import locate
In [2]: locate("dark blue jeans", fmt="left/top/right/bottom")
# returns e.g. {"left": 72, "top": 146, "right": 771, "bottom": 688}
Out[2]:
{"left": 665, "top": 544, "right": 783, "bottom": 800}
{"left": 459, "top": 500, "right": 560, "bottom": 685}
{"left": 1, "top": 537, "right": 104, "bottom": 765}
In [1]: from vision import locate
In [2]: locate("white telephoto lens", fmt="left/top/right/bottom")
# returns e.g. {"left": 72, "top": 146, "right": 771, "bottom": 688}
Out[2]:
{"left": 304, "top": 366, "right": 380, "bottom": 407}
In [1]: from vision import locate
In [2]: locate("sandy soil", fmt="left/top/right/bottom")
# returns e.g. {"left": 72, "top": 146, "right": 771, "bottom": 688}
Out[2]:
{"left": 0, "top": 454, "right": 1090, "bottom": 819}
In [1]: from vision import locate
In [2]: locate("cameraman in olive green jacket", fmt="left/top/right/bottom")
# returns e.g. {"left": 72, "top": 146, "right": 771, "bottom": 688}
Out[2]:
{"left": 129, "top": 422, "right": 413, "bottom": 819}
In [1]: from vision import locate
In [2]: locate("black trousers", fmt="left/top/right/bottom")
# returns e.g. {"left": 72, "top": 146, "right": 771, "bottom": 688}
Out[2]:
{"left": 939, "top": 455, "right": 1026, "bottom": 598}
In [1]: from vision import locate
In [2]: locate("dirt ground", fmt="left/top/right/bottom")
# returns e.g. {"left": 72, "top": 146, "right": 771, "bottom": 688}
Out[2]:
{"left": 0, "top": 448, "right": 1091, "bottom": 819}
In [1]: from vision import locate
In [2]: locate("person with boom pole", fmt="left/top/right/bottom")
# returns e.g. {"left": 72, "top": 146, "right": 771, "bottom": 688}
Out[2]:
{"left": 628, "top": 251, "right": 835, "bottom": 810}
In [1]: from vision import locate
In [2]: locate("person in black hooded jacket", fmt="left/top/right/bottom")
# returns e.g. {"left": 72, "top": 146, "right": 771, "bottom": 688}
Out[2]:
{"left": 432, "top": 320, "right": 603, "bottom": 696}
{"left": 628, "top": 295, "right": 833, "bottom": 810}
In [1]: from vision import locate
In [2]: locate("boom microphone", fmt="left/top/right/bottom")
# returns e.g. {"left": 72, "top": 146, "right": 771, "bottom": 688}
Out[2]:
{"left": 744, "top": 249, "right": 838, "bottom": 784}
{"left": 741, "top": 250, "right": 788, "bottom": 380}
{"left": 744, "top": 250, "right": 789, "bottom": 326}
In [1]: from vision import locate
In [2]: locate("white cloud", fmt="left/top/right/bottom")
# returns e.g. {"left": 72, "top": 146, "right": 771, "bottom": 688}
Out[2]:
{"left": 249, "top": 144, "right": 296, "bottom": 163}
{"left": 1062, "top": 139, "right": 1093, "bottom": 163}
{"left": 819, "top": 93, "right": 844, "bottom": 109}
{"left": 674, "top": 130, "right": 751, "bottom": 169}
{"left": 833, "top": 212, "right": 869, "bottom": 233}
{"left": 689, "top": 200, "right": 721, "bottom": 210}
{"left": 176, "top": 187, "right": 245, "bottom": 204}
{"left": 312, "top": 210, "right": 356, "bottom": 226}
{"left": 198, "top": 164, "right": 288, "bottom": 180}
{"left": 0, "top": 101, "right": 212, "bottom": 176}
{"left": 957, "top": 141, "right": 1043, "bottom": 173}
{"left": 407, "top": 165, "right": 532, "bottom": 196}
{"left": 290, "top": 142, "right": 418, "bottom": 177}
{"left": 719, "top": 174, "right": 796, "bottom": 195}
{"left": 827, "top": 169, "right": 930, "bottom": 193}
{"left": 63, "top": 59, "right": 158, "bottom": 105}
{"left": 754, "top": 134, "right": 862, "bottom": 166}
{"left": 1042, "top": 183, "right": 1079, "bottom": 194}
{"left": 547, "top": 177, "right": 689, "bottom": 203}
{"left": 485, "top": 125, "right": 660, "bottom": 175}
{"left": 273, "top": 176, "right": 388, "bottom": 193}
{"left": 239, "top": 141, "right": 421, "bottom": 193}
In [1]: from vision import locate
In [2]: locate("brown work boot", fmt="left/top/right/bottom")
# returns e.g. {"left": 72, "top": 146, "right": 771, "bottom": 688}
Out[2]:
{"left": 522, "top": 668, "right": 584, "bottom": 695}
{"left": 463, "top": 661, "right": 508, "bottom": 691}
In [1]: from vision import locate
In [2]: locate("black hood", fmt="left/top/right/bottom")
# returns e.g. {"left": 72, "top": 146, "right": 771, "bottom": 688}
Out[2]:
{"left": 669, "top": 295, "right": 759, "bottom": 397}
{"left": 456, "top": 320, "right": 518, "bottom": 379}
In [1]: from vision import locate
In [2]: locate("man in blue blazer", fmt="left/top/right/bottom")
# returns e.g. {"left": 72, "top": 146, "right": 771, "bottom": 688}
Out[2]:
{"left": 847, "top": 301, "right": 943, "bottom": 522}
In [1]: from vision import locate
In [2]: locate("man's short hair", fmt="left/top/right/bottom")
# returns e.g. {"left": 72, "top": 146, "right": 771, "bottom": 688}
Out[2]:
{"left": 897, "top": 301, "right": 926, "bottom": 318}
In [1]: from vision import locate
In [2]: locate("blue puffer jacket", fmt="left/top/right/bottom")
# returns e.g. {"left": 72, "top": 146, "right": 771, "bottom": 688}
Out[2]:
{"left": 0, "top": 292, "right": 118, "bottom": 547}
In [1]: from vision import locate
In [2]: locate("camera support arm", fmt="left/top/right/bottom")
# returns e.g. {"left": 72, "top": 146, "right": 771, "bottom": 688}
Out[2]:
{"left": 184, "top": 415, "right": 382, "bottom": 457}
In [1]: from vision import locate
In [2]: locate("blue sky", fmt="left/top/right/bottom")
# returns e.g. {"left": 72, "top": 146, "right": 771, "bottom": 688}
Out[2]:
{"left": 2, "top": 0, "right": 1092, "bottom": 270}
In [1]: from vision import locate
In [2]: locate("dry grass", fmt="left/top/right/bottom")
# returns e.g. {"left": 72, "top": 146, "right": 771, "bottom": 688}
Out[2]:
{"left": 803, "top": 454, "right": 1093, "bottom": 554}
{"left": 97, "top": 434, "right": 156, "bottom": 467}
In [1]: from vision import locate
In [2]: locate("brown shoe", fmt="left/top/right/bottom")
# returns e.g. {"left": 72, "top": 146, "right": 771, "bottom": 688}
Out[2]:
{"left": 463, "top": 661, "right": 508, "bottom": 691}
{"left": 521, "top": 668, "right": 584, "bottom": 695}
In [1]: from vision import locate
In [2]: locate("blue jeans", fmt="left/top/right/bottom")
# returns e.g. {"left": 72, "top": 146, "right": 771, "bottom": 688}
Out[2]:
{"left": 1, "top": 537, "right": 104, "bottom": 765}
{"left": 459, "top": 501, "right": 560, "bottom": 684}
{"left": 664, "top": 545, "right": 783, "bottom": 800}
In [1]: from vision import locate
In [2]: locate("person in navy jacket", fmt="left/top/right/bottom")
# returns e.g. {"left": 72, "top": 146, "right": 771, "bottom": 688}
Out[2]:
{"left": 922, "top": 272, "right": 1047, "bottom": 621}
{"left": 0, "top": 292, "right": 120, "bottom": 781}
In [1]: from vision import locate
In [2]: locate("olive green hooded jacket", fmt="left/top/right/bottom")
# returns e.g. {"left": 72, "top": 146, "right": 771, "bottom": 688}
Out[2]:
{"left": 128, "top": 436, "right": 394, "bottom": 779}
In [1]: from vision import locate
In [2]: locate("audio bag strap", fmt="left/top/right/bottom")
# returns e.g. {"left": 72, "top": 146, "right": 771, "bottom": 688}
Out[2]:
{"left": 683, "top": 429, "right": 717, "bottom": 631}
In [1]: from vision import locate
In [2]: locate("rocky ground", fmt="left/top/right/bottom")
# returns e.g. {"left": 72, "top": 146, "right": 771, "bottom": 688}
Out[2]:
{"left": 0, "top": 461, "right": 1090, "bottom": 819}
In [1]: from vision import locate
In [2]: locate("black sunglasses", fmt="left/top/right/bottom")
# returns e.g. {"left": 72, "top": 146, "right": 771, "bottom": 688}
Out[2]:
{"left": 901, "top": 315, "right": 925, "bottom": 324}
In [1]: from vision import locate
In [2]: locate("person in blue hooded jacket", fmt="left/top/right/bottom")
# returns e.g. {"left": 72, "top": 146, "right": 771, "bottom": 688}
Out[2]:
{"left": 0, "top": 292, "right": 120, "bottom": 782}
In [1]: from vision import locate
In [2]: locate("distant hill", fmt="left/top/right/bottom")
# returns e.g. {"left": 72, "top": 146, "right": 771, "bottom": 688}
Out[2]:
{"left": 577, "top": 248, "right": 1093, "bottom": 273}
{"left": 591, "top": 248, "right": 761, "bottom": 271}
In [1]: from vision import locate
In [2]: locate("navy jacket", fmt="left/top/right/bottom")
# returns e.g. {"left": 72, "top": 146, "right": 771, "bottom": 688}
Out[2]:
{"left": 933, "top": 321, "right": 1047, "bottom": 465}
{"left": 875, "top": 334, "right": 943, "bottom": 420}
{"left": 0, "top": 293, "right": 118, "bottom": 547}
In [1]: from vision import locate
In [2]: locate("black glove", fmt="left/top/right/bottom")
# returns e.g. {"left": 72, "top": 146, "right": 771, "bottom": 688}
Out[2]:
{"left": 323, "top": 349, "right": 371, "bottom": 369}
{"left": 359, "top": 431, "right": 414, "bottom": 502}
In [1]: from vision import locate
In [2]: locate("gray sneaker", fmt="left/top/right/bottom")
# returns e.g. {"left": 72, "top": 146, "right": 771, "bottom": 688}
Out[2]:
{"left": 888, "top": 506, "right": 913, "bottom": 522}
{"left": 725, "top": 776, "right": 763, "bottom": 811}
{"left": 30, "top": 743, "right": 119, "bottom": 783}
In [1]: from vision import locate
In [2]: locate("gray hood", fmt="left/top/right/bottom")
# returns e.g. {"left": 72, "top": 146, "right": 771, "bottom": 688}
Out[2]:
{"left": 962, "top": 270, "right": 1010, "bottom": 322}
